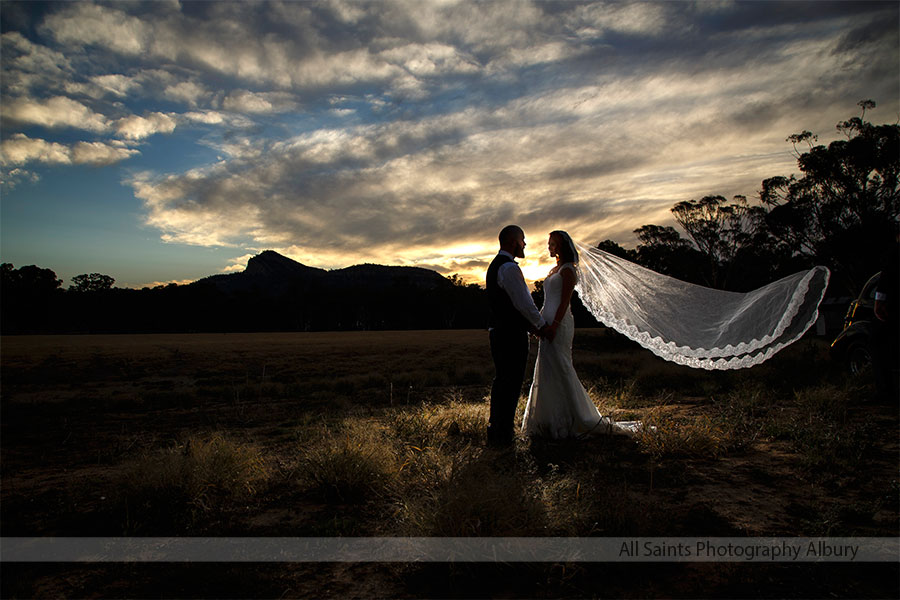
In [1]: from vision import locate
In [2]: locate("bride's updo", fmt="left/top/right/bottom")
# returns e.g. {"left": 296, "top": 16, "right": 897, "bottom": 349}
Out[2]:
{"left": 550, "top": 230, "right": 578, "bottom": 264}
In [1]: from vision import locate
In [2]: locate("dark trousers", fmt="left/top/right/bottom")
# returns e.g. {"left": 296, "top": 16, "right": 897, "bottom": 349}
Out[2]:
{"left": 488, "top": 327, "right": 529, "bottom": 442}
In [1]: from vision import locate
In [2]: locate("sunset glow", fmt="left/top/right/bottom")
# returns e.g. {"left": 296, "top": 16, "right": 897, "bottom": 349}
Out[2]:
{"left": 1, "top": 1, "right": 897, "bottom": 289}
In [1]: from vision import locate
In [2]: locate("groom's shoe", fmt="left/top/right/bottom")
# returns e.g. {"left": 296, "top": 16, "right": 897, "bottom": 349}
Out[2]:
{"left": 486, "top": 425, "right": 497, "bottom": 445}
{"left": 486, "top": 425, "right": 514, "bottom": 447}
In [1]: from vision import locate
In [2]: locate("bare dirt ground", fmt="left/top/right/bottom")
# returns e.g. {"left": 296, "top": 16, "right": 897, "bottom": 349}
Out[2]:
{"left": 1, "top": 330, "right": 897, "bottom": 598}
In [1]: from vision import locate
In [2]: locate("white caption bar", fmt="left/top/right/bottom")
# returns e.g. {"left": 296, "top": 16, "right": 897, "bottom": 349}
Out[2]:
{"left": 2, "top": 537, "right": 898, "bottom": 563}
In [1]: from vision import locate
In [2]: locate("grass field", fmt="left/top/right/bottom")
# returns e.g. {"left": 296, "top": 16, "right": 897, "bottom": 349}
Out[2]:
{"left": 1, "top": 329, "right": 897, "bottom": 598}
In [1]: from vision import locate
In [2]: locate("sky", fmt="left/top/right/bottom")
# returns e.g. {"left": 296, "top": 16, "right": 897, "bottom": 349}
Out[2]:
{"left": 1, "top": 1, "right": 898, "bottom": 288}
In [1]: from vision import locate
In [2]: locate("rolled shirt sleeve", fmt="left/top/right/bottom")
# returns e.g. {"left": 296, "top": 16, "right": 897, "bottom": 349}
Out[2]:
{"left": 497, "top": 262, "right": 546, "bottom": 330}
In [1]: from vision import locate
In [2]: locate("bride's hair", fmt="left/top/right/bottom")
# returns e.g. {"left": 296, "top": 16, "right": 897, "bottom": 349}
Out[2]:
{"left": 550, "top": 230, "right": 578, "bottom": 263}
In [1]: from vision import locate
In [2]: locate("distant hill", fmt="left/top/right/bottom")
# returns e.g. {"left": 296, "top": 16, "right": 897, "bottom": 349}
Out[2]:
{"left": 244, "top": 250, "right": 327, "bottom": 279}
{"left": 198, "top": 250, "right": 451, "bottom": 295}
{"left": 1, "top": 251, "right": 489, "bottom": 333}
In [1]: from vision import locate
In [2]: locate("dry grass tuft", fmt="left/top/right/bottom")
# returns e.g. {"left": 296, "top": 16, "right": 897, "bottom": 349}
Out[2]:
{"left": 637, "top": 408, "right": 728, "bottom": 458}
{"left": 783, "top": 384, "right": 875, "bottom": 479}
{"left": 381, "top": 397, "right": 551, "bottom": 536}
{"left": 387, "top": 398, "right": 487, "bottom": 448}
{"left": 393, "top": 446, "right": 547, "bottom": 537}
{"left": 298, "top": 419, "right": 400, "bottom": 504}
{"left": 118, "top": 432, "right": 270, "bottom": 532}
{"left": 712, "top": 383, "right": 772, "bottom": 451}
{"left": 540, "top": 473, "right": 604, "bottom": 535}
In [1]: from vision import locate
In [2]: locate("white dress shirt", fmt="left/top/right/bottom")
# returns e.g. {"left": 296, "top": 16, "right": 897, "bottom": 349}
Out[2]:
{"left": 496, "top": 250, "right": 546, "bottom": 330}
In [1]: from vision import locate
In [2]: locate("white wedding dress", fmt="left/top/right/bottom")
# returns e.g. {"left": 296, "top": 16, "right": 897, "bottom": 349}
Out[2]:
{"left": 522, "top": 263, "right": 640, "bottom": 439}
{"left": 519, "top": 230, "right": 829, "bottom": 439}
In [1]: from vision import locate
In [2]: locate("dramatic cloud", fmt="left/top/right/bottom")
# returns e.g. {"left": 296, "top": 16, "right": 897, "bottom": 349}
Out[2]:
{"left": 0, "top": 31, "right": 73, "bottom": 96}
{"left": 41, "top": 3, "right": 152, "bottom": 56}
{"left": 2, "top": 96, "right": 109, "bottom": 132}
{"left": 0, "top": 133, "right": 139, "bottom": 166}
{"left": 222, "top": 254, "right": 256, "bottom": 273}
{"left": 0, "top": 134, "right": 71, "bottom": 165}
{"left": 114, "top": 112, "right": 177, "bottom": 140}
{"left": 163, "top": 80, "right": 211, "bottom": 106}
{"left": 222, "top": 90, "right": 299, "bottom": 114}
{"left": 2, "top": 0, "right": 897, "bottom": 285}
{"left": 70, "top": 141, "right": 141, "bottom": 166}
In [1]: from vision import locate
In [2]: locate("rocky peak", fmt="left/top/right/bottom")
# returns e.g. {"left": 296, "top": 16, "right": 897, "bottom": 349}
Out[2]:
{"left": 244, "top": 250, "right": 324, "bottom": 278}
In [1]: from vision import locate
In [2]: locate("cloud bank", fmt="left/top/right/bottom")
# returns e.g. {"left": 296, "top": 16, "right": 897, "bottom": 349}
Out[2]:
{"left": 2, "top": 0, "right": 897, "bottom": 281}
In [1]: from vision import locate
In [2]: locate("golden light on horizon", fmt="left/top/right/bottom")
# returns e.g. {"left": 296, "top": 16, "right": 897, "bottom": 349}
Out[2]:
{"left": 0, "top": 2, "right": 895, "bottom": 288}
{"left": 436, "top": 248, "right": 557, "bottom": 289}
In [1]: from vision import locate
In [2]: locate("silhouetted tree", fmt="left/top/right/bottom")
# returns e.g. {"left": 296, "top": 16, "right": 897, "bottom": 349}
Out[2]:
{"left": 596, "top": 239, "right": 637, "bottom": 261}
{"left": 1, "top": 264, "right": 64, "bottom": 332}
{"left": 70, "top": 273, "right": 115, "bottom": 292}
{"left": 632, "top": 224, "right": 705, "bottom": 283}
{"left": 761, "top": 100, "right": 900, "bottom": 294}
{"left": 531, "top": 279, "right": 545, "bottom": 309}
{"left": 2, "top": 263, "right": 63, "bottom": 294}
{"left": 671, "top": 195, "right": 769, "bottom": 288}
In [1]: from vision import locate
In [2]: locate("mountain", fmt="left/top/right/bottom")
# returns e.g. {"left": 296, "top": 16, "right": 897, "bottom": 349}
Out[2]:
{"left": 1, "top": 250, "right": 606, "bottom": 334}
{"left": 195, "top": 250, "right": 453, "bottom": 295}
{"left": 164, "top": 249, "right": 485, "bottom": 331}
{"left": 197, "top": 250, "right": 326, "bottom": 295}
{"left": 329, "top": 264, "right": 451, "bottom": 291}
{"left": 245, "top": 250, "right": 326, "bottom": 278}
{"left": 1, "top": 250, "right": 489, "bottom": 333}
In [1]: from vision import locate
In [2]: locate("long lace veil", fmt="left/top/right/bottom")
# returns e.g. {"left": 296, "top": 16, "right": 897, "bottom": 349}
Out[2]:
{"left": 570, "top": 239, "right": 830, "bottom": 370}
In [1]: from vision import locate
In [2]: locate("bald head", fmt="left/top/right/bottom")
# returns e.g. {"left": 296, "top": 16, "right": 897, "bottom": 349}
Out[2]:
{"left": 499, "top": 225, "right": 523, "bottom": 246}
{"left": 498, "top": 225, "right": 526, "bottom": 258}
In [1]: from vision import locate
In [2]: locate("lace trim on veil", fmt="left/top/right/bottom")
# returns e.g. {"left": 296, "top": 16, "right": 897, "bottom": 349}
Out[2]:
{"left": 572, "top": 241, "right": 830, "bottom": 370}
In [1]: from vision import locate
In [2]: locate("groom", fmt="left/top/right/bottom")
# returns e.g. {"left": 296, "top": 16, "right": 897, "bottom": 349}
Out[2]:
{"left": 486, "top": 225, "right": 548, "bottom": 446}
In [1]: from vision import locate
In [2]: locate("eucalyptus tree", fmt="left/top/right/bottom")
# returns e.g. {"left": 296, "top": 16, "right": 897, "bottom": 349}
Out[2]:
{"left": 69, "top": 273, "right": 116, "bottom": 292}
{"left": 761, "top": 100, "right": 899, "bottom": 293}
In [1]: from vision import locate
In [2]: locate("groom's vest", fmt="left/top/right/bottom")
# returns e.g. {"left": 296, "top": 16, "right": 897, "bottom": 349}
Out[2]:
{"left": 487, "top": 253, "right": 530, "bottom": 332}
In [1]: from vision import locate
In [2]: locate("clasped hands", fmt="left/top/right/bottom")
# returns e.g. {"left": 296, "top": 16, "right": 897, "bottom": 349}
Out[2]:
{"left": 531, "top": 322, "right": 558, "bottom": 342}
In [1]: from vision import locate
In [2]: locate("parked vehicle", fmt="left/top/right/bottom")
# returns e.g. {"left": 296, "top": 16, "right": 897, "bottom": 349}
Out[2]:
{"left": 830, "top": 272, "right": 881, "bottom": 375}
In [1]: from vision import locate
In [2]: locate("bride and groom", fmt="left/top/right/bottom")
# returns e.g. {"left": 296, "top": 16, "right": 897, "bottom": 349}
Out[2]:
{"left": 486, "top": 225, "right": 638, "bottom": 446}
{"left": 486, "top": 224, "right": 831, "bottom": 446}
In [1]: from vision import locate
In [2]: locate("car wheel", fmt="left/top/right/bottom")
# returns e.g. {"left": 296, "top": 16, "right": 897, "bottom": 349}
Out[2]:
{"left": 846, "top": 341, "right": 872, "bottom": 376}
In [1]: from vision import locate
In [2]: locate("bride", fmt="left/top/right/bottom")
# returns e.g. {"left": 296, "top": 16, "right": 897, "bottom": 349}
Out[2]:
{"left": 520, "top": 230, "right": 829, "bottom": 439}
{"left": 522, "top": 231, "right": 640, "bottom": 438}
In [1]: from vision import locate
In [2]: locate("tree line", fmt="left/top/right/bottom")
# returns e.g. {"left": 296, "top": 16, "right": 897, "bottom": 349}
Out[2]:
{"left": 0, "top": 261, "right": 489, "bottom": 334}
{"left": 595, "top": 100, "right": 898, "bottom": 297}
{"left": 2, "top": 101, "right": 897, "bottom": 334}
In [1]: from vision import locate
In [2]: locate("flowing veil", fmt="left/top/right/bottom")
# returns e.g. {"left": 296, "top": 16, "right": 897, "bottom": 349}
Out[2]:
{"left": 569, "top": 239, "right": 830, "bottom": 370}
